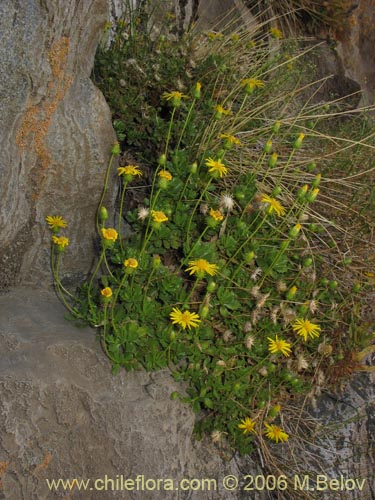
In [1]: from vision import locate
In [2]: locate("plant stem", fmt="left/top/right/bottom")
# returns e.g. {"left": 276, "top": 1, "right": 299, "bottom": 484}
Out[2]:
{"left": 96, "top": 152, "right": 116, "bottom": 234}
{"left": 118, "top": 180, "right": 129, "bottom": 251}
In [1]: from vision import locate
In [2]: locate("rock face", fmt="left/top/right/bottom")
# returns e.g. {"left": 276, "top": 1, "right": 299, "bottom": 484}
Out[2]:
{"left": 0, "top": 0, "right": 116, "bottom": 291}
{"left": 0, "top": 288, "right": 259, "bottom": 500}
{"left": 336, "top": 0, "right": 375, "bottom": 107}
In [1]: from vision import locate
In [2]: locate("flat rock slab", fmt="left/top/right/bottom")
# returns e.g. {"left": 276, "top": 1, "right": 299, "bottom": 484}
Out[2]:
{"left": 0, "top": 287, "right": 260, "bottom": 500}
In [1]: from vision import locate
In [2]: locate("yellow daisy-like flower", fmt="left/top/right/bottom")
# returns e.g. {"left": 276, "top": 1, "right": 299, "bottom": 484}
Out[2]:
{"left": 151, "top": 210, "right": 168, "bottom": 223}
{"left": 169, "top": 308, "right": 201, "bottom": 330}
{"left": 264, "top": 424, "right": 289, "bottom": 443}
{"left": 205, "top": 157, "right": 228, "bottom": 178}
{"left": 162, "top": 91, "right": 189, "bottom": 107}
{"left": 219, "top": 133, "right": 242, "bottom": 146}
{"left": 124, "top": 258, "right": 138, "bottom": 269}
{"left": 238, "top": 417, "right": 256, "bottom": 435}
{"left": 101, "top": 228, "right": 118, "bottom": 242}
{"left": 206, "top": 31, "right": 224, "bottom": 40}
{"left": 52, "top": 235, "right": 69, "bottom": 249}
{"left": 260, "top": 194, "right": 286, "bottom": 217}
{"left": 214, "top": 104, "right": 231, "bottom": 117}
{"left": 158, "top": 170, "right": 173, "bottom": 181}
{"left": 292, "top": 318, "right": 321, "bottom": 342}
{"left": 209, "top": 208, "right": 224, "bottom": 222}
{"left": 270, "top": 27, "right": 283, "bottom": 40}
{"left": 100, "top": 287, "right": 113, "bottom": 299}
{"left": 117, "top": 165, "right": 142, "bottom": 177}
{"left": 46, "top": 215, "right": 67, "bottom": 231}
{"left": 185, "top": 259, "right": 218, "bottom": 278}
{"left": 267, "top": 335, "right": 292, "bottom": 357}
{"left": 241, "top": 78, "right": 265, "bottom": 93}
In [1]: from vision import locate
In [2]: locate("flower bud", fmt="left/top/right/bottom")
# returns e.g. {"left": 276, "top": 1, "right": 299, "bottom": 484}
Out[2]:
{"left": 303, "top": 257, "right": 313, "bottom": 267}
{"left": 329, "top": 280, "right": 338, "bottom": 290}
{"left": 207, "top": 281, "right": 216, "bottom": 293}
{"left": 111, "top": 142, "right": 121, "bottom": 155}
{"left": 297, "top": 185, "right": 308, "bottom": 200}
{"left": 200, "top": 306, "right": 209, "bottom": 319}
{"left": 99, "top": 205, "right": 109, "bottom": 222}
{"left": 158, "top": 154, "right": 166, "bottom": 166}
{"left": 244, "top": 251, "right": 255, "bottom": 264}
{"left": 307, "top": 161, "right": 316, "bottom": 172}
{"left": 190, "top": 162, "right": 198, "bottom": 174}
{"left": 293, "top": 133, "right": 305, "bottom": 150}
{"left": 152, "top": 255, "right": 161, "bottom": 269}
{"left": 193, "top": 82, "right": 201, "bottom": 99}
{"left": 272, "top": 121, "right": 281, "bottom": 133}
{"left": 352, "top": 282, "right": 361, "bottom": 293}
{"left": 268, "top": 153, "right": 278, "bottom": 167}
{"left": 268, "top": 405, "right": 281, "bottom": 418}
{"left": 312, "top": 174, "right": 321, "bottom": 188}
{"left": 306, "top": 188, "right": 319, "bottom": 203}
{"left": 286, "top": 286, "right": 297, "bottom": 300}
{"left": 272, "top": 186, "right": 282, "bottom": 196}
{"left": 289, "top": 224, "right": 302, "bottom": 239}
{"left": 264, "top": 140, "right": 273, "bottom": 154}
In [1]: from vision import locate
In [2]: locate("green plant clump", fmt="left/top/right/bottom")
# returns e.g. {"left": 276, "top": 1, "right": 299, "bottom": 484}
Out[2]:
{"left": 47, "top": 7, "right": 374, "bottom": 457}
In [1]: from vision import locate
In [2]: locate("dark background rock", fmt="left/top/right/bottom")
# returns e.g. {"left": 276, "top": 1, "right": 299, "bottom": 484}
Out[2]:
{"left": 0, "top": 0, "right": 116, "bottom": 291}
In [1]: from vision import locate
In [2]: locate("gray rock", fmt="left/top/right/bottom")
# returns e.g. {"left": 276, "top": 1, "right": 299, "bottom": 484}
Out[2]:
{"left": 0, "top": 0, "right": 116, "bottom": 291}
{"left": 0, "top": 287, "right": 264, "bottom": 500}
{"left": 336, "top": 0, "right": 375, "bottom": 107}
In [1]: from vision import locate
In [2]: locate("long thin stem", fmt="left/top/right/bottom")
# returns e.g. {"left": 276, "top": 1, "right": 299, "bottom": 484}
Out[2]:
{"left": 185, "top": 178, "right": 213, "bottom": 247}
{"left": 224, "top": 214, "right": 268, "bottom": 270}
{"left": 118, "top": 180, "right": 129, "bottom": 251}
{"left": 87, "top": 250, "right": 105, "bottom": 307}
{"left": 96, "top": 152, "right": 116, "bottom": 234}
{"left": 175, "top": 98, "right": 196, "bottom": 154}
{"left": 54, "top": 253, "right": 81, "bottom": 317}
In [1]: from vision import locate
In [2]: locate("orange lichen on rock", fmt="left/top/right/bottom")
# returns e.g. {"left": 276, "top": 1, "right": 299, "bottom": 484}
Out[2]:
{"left": 16, "top": 37, "right": 73, "bottom": 171}
{"left": 34, "top": 452, "right": 53, "bottom": 474}
{"left": 0, "top": 461, "right": 10, "bottom": 488}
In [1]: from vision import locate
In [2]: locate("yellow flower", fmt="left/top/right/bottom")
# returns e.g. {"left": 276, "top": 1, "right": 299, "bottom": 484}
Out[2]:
{"left": 267, "top": 335, "right": 292, "bottom": 357}
{"left": 219, "top": 133, "right": 242, "bottom": 147}
{"left": 169, "top": 308, "right": 201, "bottom": 330}
{"left": 264, "top": 423, "right": 289, "bottom": 443}
{"left": 46, "top": 215, "right": 67, "bottom": 231}
{"left": 206, "top": 31, "right": 223, "bottom": 40}
{"left": 158, "top": 170, "right": 173, "bottom": 181}
{"left": 292, "top": 318, "right": 321, "bottom": 342}
{"left": 241, "top": 78, "right": 265, "bottom": 94}
{"left": 162, "top": 91, "right": 189, "bottom": 107}
{"left": 124, "top": 258, "right": 138, "bottom": 269}
{"left": 214, "top": 104, "right": 231, "bottom": 118}
{"left": 238, "top": 417, "right": 256, "bottom": 435}
{"left": 260, "top": 194, "right": 286, "bottom": 217}
{"left": 209, "top": 208, "right": 224, "bottom": 222}
{"left": 205, "top": 157, "right": 228, "bottom": 178}
{"left": 101, "top": 228, "right": 118, "bottom": 242}
{"left": 185, "top": 259, "right": 218, "bottom": 278}
{"left": 270, "top": 27, "right": 283, "bottom": 40}
{"left": 52, "top": 235, "right": 69, "bottom": 249}
{"left": 151, "top": 210, "right": 168, "bottom": 223}
{"left": 117, "top": 165, "right": 142, "bottom": 178}
{"left": 101, "top": 287, "right": 113, "bottom": 299}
